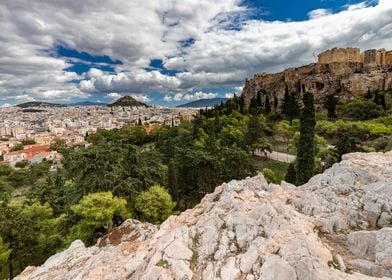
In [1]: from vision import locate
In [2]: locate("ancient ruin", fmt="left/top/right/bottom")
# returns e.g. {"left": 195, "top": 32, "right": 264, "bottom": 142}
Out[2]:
{"left": 242, "top": 47, "right": 392, "bottom": 108}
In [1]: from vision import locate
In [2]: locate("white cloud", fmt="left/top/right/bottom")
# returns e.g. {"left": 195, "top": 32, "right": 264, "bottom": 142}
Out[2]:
{"left": 307, "top": 9, "right": 332, "bottom": 19}
{"left": 106, "top": 92, "right": 123, "bottom": 101}
{"left": 0, "top": 0, "right": 391, "bottom": 102}
{"left": 163, "top": 91, "right": 217, "bottom": 102}
{"left": 225, "top": 93, "right": 235, "bottom": 98}
{"left": 131, "top": 94, "right": 151, "bottom": 103}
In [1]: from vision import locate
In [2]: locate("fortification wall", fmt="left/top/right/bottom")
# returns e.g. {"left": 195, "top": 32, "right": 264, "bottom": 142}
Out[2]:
{"left": 318, "top": 48, "right": 361, "bottom": 64}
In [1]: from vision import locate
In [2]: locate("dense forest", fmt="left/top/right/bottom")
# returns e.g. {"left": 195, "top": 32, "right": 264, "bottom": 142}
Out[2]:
{"left": 1, "top": 88, "right": 392, "bottom": 278}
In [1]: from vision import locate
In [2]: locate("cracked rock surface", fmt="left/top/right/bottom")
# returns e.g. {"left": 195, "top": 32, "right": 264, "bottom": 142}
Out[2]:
{"left": 16, "top": 152, "right": 392, "bottom": 280}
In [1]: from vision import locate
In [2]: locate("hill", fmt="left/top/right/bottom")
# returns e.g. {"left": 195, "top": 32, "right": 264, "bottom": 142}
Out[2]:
{"left": 16, "top": 152, "right": 392, "bottom": 280}
{"left": 176, "top": 97, "right": 227, "bottom": 108}
{"left": 108, "top": 96, "right": 149, "bottom": 107}
{"left": 70, "top": 101, "right": 108, "bottom": 106}
{"left": 242, "top": 47, "right": 392, "bottom": 110}
{"left": 16, "top": 101, "right": 65, "bottom": 108}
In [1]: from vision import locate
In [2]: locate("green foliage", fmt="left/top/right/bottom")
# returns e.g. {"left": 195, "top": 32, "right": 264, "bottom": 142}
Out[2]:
{"left": 0, "top": 199, "right": 63, "bottom": 278}
{"left": 296, "top": 92, "right": 316, "bottom": 185}
{"left": 0, "top": 237, "right": 11, "bottom": 268}
{"left": 15, "top": 161, "right": 29, "bottom": 168}
{"left": 262, "top": 168, "right": 279, "bottom": 184}
{"left": 134, "top": 185, "right": 176, "bottom": 224}
{"left": 285, "top": 163, "right": 297, "bottom": 184}
{"left": 9, "top": 145, "right": 23, "bottom": 152}
{"left": 21, "top": 139, "right": 36, "bottom": 146}
{"left": 50, "top": 138, "right": 67, "bottom": 153}
{"left": 325, "top": 95, "right": 337, "bottom": 120}
{"left": 68, "top": 192, "right": 130, "bottom": 245}
{"left": 338, "top": 99, "right": 384, "bottom": 121}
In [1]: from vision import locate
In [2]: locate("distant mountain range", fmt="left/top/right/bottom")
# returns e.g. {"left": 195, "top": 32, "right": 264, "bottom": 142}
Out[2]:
{"left": 16, "top": 101, "right": 108, "bottom": 108}
{"left": 16, "top": 101, "right": 66, "bottom": 108}
{"left": 176, "top": 97, "right": 227, "bottom": 108}
{"left": 72, "top": 101, "right": 108, "bottom": 106}
{"left": 108, "top": 96, "right": 149, "bottom": 107}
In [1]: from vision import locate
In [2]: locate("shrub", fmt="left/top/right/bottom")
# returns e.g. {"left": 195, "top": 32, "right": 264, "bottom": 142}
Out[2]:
{"left": 262, "top": 168, "right": 280, "bottom": 184}
{"left": 134, "top": 185, "right": 176, "bottom": 224}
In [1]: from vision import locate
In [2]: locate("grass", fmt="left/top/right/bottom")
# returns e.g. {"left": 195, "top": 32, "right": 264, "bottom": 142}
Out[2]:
{"left": 253, "top": 157, "right": 289, "bottom": 183}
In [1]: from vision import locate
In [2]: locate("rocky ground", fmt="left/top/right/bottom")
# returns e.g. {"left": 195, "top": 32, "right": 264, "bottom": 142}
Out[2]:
{"left": 16, "top": 152, "right": 392, "bottom": 280}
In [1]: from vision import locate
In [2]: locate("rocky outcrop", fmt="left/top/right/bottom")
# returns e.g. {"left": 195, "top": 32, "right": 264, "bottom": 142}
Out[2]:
{"left": 242, "top": 48, "right": 392, "bottom": 110}
{"left": 16, "top": 152, "right": 392, "bottom": 280}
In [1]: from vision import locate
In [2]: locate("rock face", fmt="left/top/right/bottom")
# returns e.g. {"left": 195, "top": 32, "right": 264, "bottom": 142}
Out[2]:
{"left": 241, "top": 48, "right": 392, "bottom": 110}
{"left": 16, "top": 152, "right": 392, "bottom": 280}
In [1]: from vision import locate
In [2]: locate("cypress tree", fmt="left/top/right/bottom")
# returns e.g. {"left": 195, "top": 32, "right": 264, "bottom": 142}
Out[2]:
{"left": 282, "top": 84, "right": 290, "bottom": 116}
{"left": 379, "top": 94, "right": 386, "bottom": 110}
{"left": 274, "top": 95, "right": 278, "bottom": 111}
{"left": 256, "top": 91, "right": 263, "bottom": 107}
{"left": 325, "top": 95, "right": 337, "bottom": 120}
{"left": 285, "top": 163, "right": 297, "bottom": 184}
{"left": 296, "top": 91, "right": 316, "bottom": 185}
{"left": 265, "top": 95, "right": 271, "bottom": 114}
{"left": 289, "top": 92, "right": 301, "bottom": 120}
{"left": 365, "top": 89, "right": 372, "bottom": 99}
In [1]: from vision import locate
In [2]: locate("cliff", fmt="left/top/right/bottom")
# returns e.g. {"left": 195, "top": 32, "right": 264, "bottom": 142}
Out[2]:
{"left": 16, "top": 152, "right": 392, "bottom": 280}
{"left": 242, "top": 48, "right": 392, "bottom": 109}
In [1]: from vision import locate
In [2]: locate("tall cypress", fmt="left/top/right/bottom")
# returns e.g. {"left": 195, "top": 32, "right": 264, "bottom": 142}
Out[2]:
{"left": 296, "top": 91, "right": 316, "bottom": 185}
{"left": 325, "top": 95, "right": 337, "bottom": 120}
{"left": 265, "top": 95, "right": 271, "bottom": 114}
{"left": 282, "top": 84, "right": 290, "bottom": 116}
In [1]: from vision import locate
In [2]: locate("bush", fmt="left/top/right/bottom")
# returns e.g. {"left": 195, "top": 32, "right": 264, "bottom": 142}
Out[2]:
{"left": 134, "top": 185, "right": 176, "bottom": 224}
{"left": 15, "top": 161, "right": 29, "bottom": 168}
{"left": 262, "top": 168, "right": 280, "bottom": 184}
{"left": 338, "top": 100, "right": 384, "bottom": 121}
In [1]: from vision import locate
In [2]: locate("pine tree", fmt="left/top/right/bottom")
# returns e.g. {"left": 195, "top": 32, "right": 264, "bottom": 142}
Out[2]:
{"left": 265, "top": 95, "right": 271, "bottom": 114}
{"left": 296, "top": 91, "right": 316, "bottom": 185}
{"left": 285, "top": 163, "right": 297, "bottom": 184}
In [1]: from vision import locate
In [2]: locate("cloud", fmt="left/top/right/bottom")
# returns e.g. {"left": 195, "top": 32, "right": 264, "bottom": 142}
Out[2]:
{"left": 0, "top": 0, "right": 391, "bottom": 103}
{"left": 106, "top": 92, "right": 122, "bottom": 101}
{"left": 163, "top": 91, "right": 217, "bottom": 102}
{"left": 131, "top": 94, "right": 151, "bottom": 103}
{"left": 225, "top": 93, "right": 235, "bottom": 98}
{"left": 307, "top": 9, "right": 332, "bottom": 19}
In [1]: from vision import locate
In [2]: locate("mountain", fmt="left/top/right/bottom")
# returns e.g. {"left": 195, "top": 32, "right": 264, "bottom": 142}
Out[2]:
{"left": 16, "top": 152, "right": 392, "bottom": 280}
{"left": 16, "top": 101, "right": 66, "bottom": 108}
{"left": 70, "top": 101, "right": 108, "bottom": 106}
{"left": 242, "top": 47, "right": 392, "bottom": 109}
{"left": 176, "top": 97, "right": 228, "bottom": 108}
{"left": 108, "top": 96, "right": 149, "bottom": 107}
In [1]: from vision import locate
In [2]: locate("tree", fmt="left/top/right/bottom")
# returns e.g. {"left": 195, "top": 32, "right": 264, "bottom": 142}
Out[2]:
{"left": 285, "top": 163, "right": 297, "bottom": 184}
{"left": 338, "top": 100, "right": 383, "bottom": 121}
{"left": 281, "top": 84, "right": 290, "bottom": 116}
{"left": 0, "top": 237, "right": 11, "bottom": 269}
{"left": 325, "top": 95, "right": 337, "bottom": 120}
{"left": 262, "top": 168, "right": 279, "bottom": 184}
{"left": 50, "top": 138, "right": 67, "bottom": 153}
{"left": 134, "top": 185, "right": 175, "bottom": 224}
{"left": 67, "top": 192, "right": 130, "bottom": 245}
{"left": 296, "top": 92, "right": 316, "bottom": 185}
{"left": 265, "top": 95, "right": 271, "bottom": 114}
{"left": 365, "top": 88, "right": 372, "bottom": 99}
{"left": 335, "top": 133, "right": 364, "bottom": 160}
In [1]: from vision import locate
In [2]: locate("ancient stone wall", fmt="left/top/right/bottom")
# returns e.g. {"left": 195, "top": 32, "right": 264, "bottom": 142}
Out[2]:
{"left": 318, "top": 48, "right": 361, "bottom": 64}
{"left": 364, "top": 49, "right": 377, "bottom": 66}
{"left": 386, "top": 51, "right": 392, "bottom": 66}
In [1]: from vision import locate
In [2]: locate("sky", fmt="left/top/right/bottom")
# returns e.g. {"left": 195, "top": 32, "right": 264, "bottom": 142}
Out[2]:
{"left": 0, "top": 0, "right": 391, "bottom": 107}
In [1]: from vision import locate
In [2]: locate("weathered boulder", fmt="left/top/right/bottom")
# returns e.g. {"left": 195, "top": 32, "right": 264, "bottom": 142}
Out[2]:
{"left": 16, "top": 152, "right": 392, "bottom": 280}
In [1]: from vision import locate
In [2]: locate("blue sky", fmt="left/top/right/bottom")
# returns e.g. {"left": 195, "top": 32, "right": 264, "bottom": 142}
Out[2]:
{"left": 0, "top": 0, "right": 390, "bottom": 107}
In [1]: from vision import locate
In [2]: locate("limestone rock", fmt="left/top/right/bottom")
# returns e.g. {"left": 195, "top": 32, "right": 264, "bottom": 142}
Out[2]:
{"left": 16, "top": 152, "right": 392, "bottom": 280}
